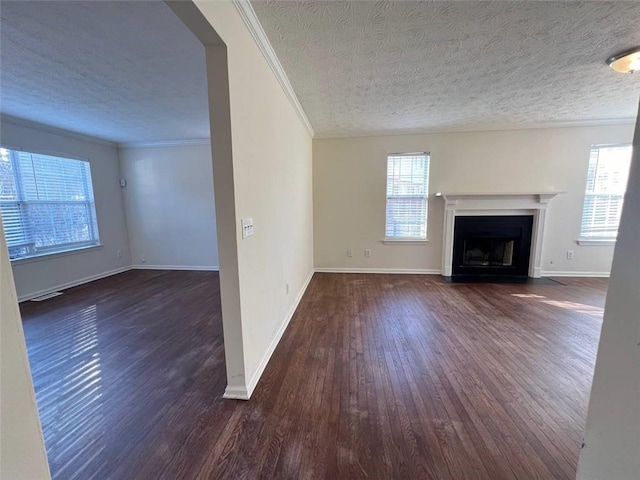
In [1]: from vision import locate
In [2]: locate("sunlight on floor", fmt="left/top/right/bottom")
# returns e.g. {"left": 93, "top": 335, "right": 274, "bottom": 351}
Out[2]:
{"left": 32, "top": 304, "right": 109, "bottom": 478}
{"left": 510, "top": 293, "right": 604, "bottom": 317}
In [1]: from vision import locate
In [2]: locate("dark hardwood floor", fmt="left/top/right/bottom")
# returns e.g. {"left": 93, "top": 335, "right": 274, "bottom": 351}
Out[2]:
{"left": 21, "top": 271, "right": 607, "bottom": 479}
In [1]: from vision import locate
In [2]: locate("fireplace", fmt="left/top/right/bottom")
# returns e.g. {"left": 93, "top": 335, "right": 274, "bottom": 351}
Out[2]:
{"left": 437, "top": 192, "right": 561, "bottom": 278}
{"left": 453, "top": 215, "right": 533, "bottom": 277}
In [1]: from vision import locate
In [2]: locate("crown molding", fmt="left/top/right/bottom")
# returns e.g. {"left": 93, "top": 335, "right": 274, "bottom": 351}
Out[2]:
{"left": 314, "top": 117, "right": 637, "bottom": 140}
{"left": 119, "top": 138, "right": 210, "bottom": 149}
{"left": 0, "top": 114, "right": 118, "bottom": 148}
{"left": 232, "top": 0, "right": 315, "bottom": 138}
{"left": 1, "top": 114, "right": 211, "bottom": 150}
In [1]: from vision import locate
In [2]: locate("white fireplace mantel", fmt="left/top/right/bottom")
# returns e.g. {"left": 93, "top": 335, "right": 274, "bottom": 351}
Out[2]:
{"left": 436, "top": 191, "right": 564, "bottom": 278}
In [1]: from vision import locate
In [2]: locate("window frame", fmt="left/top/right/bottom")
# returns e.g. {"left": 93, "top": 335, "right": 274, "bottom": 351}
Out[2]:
{"left": 384, "top": 152, "right": 430, "bottom": 242}
{"left": 578, "top": 143, "right": 632, "bottom": 245}
{"left": 0, "top": 146, "right": 101, "bottom": 262}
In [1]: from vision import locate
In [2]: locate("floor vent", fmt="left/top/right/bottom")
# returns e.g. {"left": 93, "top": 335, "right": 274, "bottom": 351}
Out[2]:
{"left": 30, "top": 292, "right": 63, "bottom": 302}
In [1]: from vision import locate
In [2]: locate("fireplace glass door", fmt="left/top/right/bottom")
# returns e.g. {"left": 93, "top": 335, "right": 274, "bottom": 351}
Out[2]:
{"left": 463, "top": 238, "right": 515, "bottom": 267}
{"left": 452, "top": 215, "right": 533, "bottom": 277}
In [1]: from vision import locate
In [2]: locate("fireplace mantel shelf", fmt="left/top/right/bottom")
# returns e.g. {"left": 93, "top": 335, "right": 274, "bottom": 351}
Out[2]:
{"left": 435, "top": 191, "right": 564, "bottom": 205}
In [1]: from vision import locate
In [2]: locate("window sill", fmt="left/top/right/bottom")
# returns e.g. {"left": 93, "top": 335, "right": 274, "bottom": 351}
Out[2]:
{"left": 10, "top": 244, "right": 103, "bottom": 265}
{"left": 383, "top": 238, "right": 429, "bottom": 245}
{"left": 576, "top": 238, "right": 616, "bottom": 246}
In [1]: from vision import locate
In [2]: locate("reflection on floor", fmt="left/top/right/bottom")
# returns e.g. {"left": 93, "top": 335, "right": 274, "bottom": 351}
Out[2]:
{"left": 22, "top": 270, "right": 223, "bottom": 479}
{"left": 22, "top": 271, "right": 607, "bottom": 479}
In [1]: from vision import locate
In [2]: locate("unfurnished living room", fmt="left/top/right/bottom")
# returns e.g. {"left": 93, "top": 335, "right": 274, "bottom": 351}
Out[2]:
{"left": 1, "top": 1, "right": 638, "bottom": 479}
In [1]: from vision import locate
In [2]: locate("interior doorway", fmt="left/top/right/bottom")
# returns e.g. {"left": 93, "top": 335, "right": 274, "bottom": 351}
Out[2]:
{"left": 0, "top": 1, "right": 240, "bottom": 477}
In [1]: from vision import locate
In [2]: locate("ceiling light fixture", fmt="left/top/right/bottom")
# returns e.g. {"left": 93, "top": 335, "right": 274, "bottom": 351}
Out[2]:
{"left": 607, "top": 47, "right": 640, "bottom": 74}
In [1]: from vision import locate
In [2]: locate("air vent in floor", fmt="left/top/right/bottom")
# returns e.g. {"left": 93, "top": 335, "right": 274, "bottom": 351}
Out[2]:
{"left": 30, "top": 292, "right": 63, "bottom": 302}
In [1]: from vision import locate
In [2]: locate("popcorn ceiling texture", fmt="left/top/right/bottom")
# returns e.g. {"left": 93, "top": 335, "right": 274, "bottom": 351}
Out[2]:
{"left": 251, "top": 0, "right": 640, "bottom": 137}
{"left": 2, "top": 1, "right": 638, "bottom": 142}
{"left": 0, "top": 1, "right": 209, "bottom": 143}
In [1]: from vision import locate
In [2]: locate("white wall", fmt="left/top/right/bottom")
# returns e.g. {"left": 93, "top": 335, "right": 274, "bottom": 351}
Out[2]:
{"left": 577, "top": 106, "right": 640, "bottom": 479}
{"left": 0, "top": 119, "right": 131, "bottom": 300}
{"left": 0, "top": 218, "right": 51, "bottom": 479}
{"left": 119, "top": 143, "right": 218, "bottom": 270}
{"left": 189, "top": 1, "right": 314, "bottom": 398}
{"left": 313, "top": 124, "right": 634, "bottom": 276}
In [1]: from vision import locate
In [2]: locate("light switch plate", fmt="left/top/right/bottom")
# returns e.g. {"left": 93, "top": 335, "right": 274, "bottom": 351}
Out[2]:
{"left": 241, "top": 218, "right": 254, "bottom": 239}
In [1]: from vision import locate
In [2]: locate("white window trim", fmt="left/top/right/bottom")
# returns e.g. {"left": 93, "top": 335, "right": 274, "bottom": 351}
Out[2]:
{"left": 10, "top": 243, "right": 103, "bottom": 265}
{"left": 384, "top": 152, "right": 430, "bottom": 240}
{"left": 578, "top": 143, "right": 631, "bottom": 242}
{"left": 0, "top": 143, "right": 89, "bottom": 163}
{"left": 383, "top": 238, "right": 429, "bottom": 245}
{"left": 576, "top": 238, "right": 616, "bottom": 246}
{"left": 1, "top": 147, "right": 101, "bottom": 260}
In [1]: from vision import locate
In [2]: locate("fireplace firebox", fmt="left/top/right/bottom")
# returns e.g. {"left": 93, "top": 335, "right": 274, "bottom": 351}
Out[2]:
{"left": 452, "top": 215, "right": 534, "bottom": 277}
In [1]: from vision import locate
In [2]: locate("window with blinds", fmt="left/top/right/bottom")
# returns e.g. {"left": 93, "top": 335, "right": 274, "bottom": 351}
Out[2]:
{"left": 0, "top": 147, "right": 100, "bottom": 260}
{"left": 579, "top": 144, "right": 632, "bottom": 240}
{"left": 385, "top": 152, "right": 430, "bottom": 240}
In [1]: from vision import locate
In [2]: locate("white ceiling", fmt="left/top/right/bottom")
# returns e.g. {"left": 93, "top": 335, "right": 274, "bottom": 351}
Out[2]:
{"left": 1, "top": 1, "right": 639, "bottom": 143}
{"left": 0, "top": 1, "right": 209, "bottom": 144}
{"left": 251, "top": 0, "right": 640, "bottom": 137}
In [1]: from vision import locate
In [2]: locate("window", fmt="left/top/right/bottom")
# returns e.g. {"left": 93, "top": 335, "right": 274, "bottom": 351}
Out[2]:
{"left": 579, "top": 144, "right": 632, "bottom": 241}
{"left": 0, "top": 147, "right": 100, "bottom": 260}
{"left": 385, "top": 152, "right": 430, "bottom": 240}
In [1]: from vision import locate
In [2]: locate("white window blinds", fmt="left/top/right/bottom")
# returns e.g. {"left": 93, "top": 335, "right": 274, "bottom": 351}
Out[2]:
{"left": 580, "top": 144, "right": 632, "bottom": 240}
{"left": 0, "top": 148, "right": 100, "bottom": 260}
{"left": 385, "top": 153, "right": 430, "bottom": 239}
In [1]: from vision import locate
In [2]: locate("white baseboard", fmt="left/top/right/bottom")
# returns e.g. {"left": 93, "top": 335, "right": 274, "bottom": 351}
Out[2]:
{"left": 541, "top": 271, "right": 610, "bottom": 278}
{"left": 17, "top": 266, "right": 132, "bottom": 302}
{"left": 315, "top": 268, "right": 609, "bottom": 278}
{"left": 314, "top": 267, "right": 441, "bottom": 275}
{"left": 222, "top": 385, "right": 250, "bottom": 400}
{"left": 17, "top": 264, "right": 221, "bottom": 302}
{"left": 131, "top": 264, "right": 219, "bottom": 271}
{"left": 223, "top": 269, "right": 315, "bottom": 401}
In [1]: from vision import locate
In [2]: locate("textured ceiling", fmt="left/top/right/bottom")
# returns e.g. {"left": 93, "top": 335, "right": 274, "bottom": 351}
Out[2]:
{"left": 2, "top": 1, "right": 639, "bottom": 142}
{"left": 251, "top": 0, "right": 640, "bottom": 137}
{"left": 0, "top": 1, "right": 209, "bottom": 144}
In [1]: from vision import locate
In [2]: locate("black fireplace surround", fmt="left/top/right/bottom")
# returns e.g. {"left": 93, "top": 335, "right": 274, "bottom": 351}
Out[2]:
{"left": 452, "top": 215, "right": 534, "bottom": 277}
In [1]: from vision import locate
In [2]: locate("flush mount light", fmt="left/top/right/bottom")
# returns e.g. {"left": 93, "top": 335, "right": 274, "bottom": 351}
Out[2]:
{"left": 607, "top": 47, "right": 640, "bottom": 74}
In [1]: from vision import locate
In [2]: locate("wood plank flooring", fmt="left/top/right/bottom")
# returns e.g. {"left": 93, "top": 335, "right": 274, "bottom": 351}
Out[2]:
{"left": 20, "top": 271, "right": 607, "bottom": 479}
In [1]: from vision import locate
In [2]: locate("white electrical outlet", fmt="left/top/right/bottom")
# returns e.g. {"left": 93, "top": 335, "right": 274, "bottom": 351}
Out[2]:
{"left": 347, "top": 249, "right": 353, "bottom": 257}
{"left": 365, "top": 249, "right": 371, "bottom": 257}
{"left": 241, "top": 218, "right": 254, "bottom": 239}
{"left": 285, "top": 283, "right": 289, "bottom": 295}
{"left": 141, "top": 256, "right": 147, "bottom": 264}
{"left": 566, "top": 250, "right": 574, "bottom": 260}
{"left": 117, "top": 249, "right": 122, "bottom": 258}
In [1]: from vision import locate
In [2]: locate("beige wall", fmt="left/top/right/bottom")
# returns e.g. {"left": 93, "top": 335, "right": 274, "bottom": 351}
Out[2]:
{"left": 577, "top": 107, "right": 640, "bottom": 479}
{"left": 193, "top": 1, "right": 314, "bottom": 396}
{"left": 313, "top": 124, "right": 634, "bottom": 275}
{"left": 0, "top": 220, "right": 51, "bottom": 479}
{"left": 119, "top": 143, "right": 218, "bottom": 270}
{"left": 1, "top": 119, "right": 132, "bottom": 300}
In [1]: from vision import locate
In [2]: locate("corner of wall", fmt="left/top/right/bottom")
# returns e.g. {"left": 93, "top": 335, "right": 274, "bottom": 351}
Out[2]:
{"left": 234, "top": 268, "right": 315, "bottom": 400}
